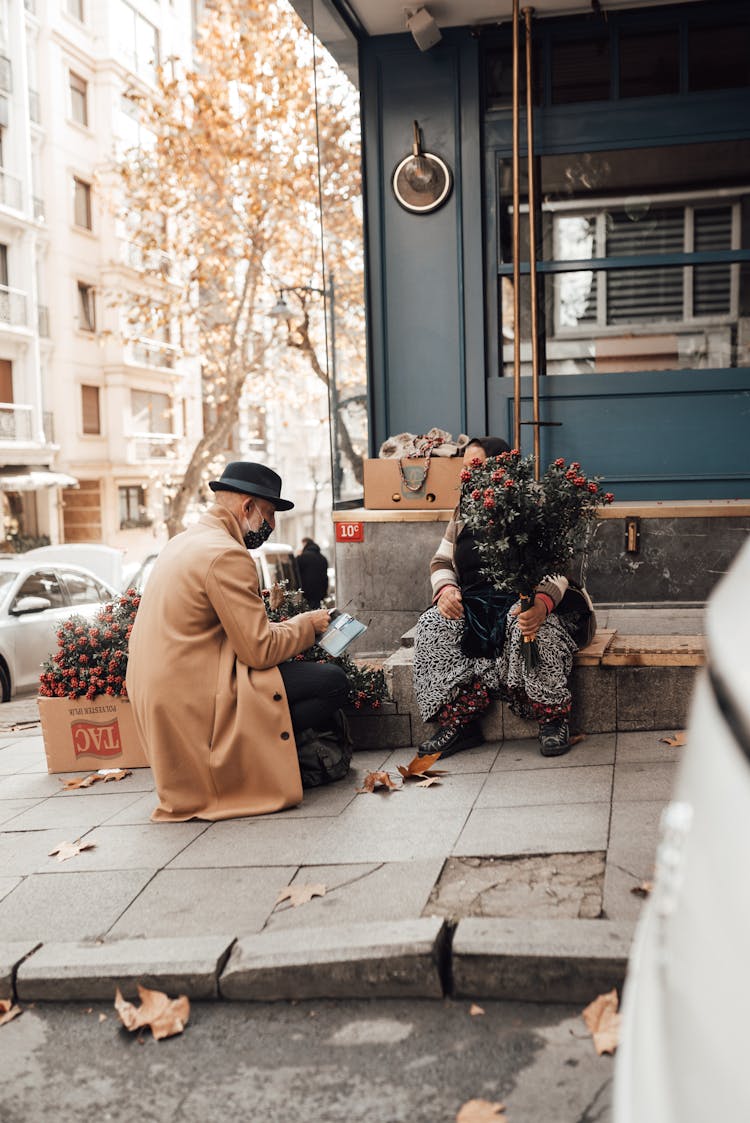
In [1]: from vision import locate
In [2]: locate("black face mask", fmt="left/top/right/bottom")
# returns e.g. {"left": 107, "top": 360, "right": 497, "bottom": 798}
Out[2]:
{"left": 244, "top": 519, "right": 273, "bottom": 550}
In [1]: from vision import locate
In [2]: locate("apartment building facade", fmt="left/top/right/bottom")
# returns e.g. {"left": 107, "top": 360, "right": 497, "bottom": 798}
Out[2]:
{"left": 0, "top": 0, "right": 202, "bottom": 559}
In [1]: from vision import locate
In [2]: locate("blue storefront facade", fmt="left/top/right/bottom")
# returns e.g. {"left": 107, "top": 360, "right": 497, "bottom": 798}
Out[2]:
{"left": 305, "top": 0, "right": 750, "bottom": 501}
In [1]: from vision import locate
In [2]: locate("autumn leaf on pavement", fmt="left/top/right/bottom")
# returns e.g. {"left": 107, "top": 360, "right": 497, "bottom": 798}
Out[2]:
{"left": 397, "top": 752, "right": 448, "bottom": 781}
{"left": 415, "top": 776, "right": 441, "bottom": 788}
{"left": 582, "top": 989, "right": 621, "bottom": 1055}
{"left": 61, "top": 769, "right": 132, "bottom": 791}
{"left": 569, "top": 733, "right": 586, "bottom": 747}
{"left": 456, "top": 1099, "right": 507, "bottom": 1122}
{"left": 469, "top": 1003, "right": 485, "bottom": 1016}
{"left": 275, "top": 884, "right": 326, "bottom": 908}
{"left": 114, "top": 985, "right": 190, "bottom": 1041}
{"left": 48, "top": 839, "right": 95, "bottom": 862}
{"left": 358, "top": 770, "right": 400, "bottom": 793}
{"left": 630, "top": 880, "right": 654, "bottom": 898}
{"left": 659, "top": 731, "right": 686, "bottom": 747}
{"left": 0, "top": 998, "right": 22, "bottom": 1027}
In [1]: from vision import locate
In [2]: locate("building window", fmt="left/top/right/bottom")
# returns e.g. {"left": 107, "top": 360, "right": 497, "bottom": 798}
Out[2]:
{"left": 119, "top": 484, "right": 150, "bottom": 529}
{"left": 81, "top": 385, "right": 100, "bottom": 435}
{"left": 130, "top": 389, "right": 171, "bottom": 433}
{"left": 69, "top": 71, "right": 88, "bottom": 127}
{"left": 73, "top": 177, "right": 92, "bottom": 230}
{"left": 66, "top": 0, "right": 84, "bottom": 21}
{"left": 116, "top": 1, "right": 160, "bottom": 85}
{"left": 77, "top": 281, "right": 95, "bottom": 331}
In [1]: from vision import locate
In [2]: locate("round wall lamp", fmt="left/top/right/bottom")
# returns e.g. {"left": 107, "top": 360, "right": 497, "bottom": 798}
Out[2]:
{"left": 392, "top": 120, "right": 452, "bottom": 215}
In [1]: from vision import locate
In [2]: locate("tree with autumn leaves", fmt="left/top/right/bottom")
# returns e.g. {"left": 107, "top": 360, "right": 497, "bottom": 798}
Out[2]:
{"left": 112, "top": 0, "right": 365, "bottom": 536}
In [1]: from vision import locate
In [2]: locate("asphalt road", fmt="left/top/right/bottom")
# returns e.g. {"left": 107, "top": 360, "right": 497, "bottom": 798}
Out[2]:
{"left": 1, "top": 996, "right": 613, "bottom": 1123}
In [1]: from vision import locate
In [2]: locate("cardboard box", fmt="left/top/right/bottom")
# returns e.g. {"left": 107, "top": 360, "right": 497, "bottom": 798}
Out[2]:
{"left": 38, "top": 695, "right": 149, "bottom": 773}
{"left": 363, "top": 457, "right": 463, "bottom": 510}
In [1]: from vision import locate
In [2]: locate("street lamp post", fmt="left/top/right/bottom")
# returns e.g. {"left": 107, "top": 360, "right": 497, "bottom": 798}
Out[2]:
{"left": 268, "top": 274, "right": 342, "bottom": 498}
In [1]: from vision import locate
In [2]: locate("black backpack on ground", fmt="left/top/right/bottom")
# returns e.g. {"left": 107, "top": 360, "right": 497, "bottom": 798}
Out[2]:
{"left": 295, "top": 708, "right": 353, "bottom": 789}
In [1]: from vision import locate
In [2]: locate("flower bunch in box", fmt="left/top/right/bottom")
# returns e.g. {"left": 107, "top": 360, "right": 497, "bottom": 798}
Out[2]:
{"left": 39, "top": 589, "right": 141, "bottom": 700}
{"left": 460, "top": 450, "right": 614, "bottom": 665}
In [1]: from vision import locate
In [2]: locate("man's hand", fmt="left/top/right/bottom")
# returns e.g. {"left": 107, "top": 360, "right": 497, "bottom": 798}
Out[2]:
{"left": 510, "top": 599, "right": 548, "bottom": 638}
{"left": 436, "top": 585, "right": 464, "bottom": 620}
{"left": 309, "top": 609, "right": 332, "bottom": 635}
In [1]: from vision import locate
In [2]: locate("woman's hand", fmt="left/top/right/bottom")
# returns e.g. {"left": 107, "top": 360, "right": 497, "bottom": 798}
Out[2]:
{"left": 437, "top": 585, "right": 464, "bottom": 620}
{"left": 309, "top": 609, "right": 332, "bottom": 635}
{"left": 510, "top": 599, "right": 548, "bottom": 638}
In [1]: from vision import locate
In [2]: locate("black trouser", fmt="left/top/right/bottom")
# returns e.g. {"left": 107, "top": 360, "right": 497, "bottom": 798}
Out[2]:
{"left": 278, "top": 661, "right": 349, "bottom": 733}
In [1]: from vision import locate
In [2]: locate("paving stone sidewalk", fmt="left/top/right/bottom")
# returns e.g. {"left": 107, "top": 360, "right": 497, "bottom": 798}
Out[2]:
{"left": 0, "top": 695, "right": 686, "bottom": 1003}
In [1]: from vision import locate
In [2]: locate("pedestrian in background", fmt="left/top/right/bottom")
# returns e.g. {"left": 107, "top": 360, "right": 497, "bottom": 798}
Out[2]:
{"left": 297, "top": 537, "right": 329, "bottom": 609}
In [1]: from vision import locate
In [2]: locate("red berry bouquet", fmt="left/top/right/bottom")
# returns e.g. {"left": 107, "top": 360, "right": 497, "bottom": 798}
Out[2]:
{"left": 39, "top": 589, "right": 141, "bottom": 700}
{"left": 460, "top": 450, "right": 614, "bottom": 667}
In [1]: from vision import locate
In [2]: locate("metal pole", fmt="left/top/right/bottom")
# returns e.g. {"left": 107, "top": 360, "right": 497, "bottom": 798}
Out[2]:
{"left": 523, "top": 6, "right": 541, "bottom": 480}
{"left": 511, "top": 0, "right": 521, "bottom": 450}
{"left": 326, "top": 272, "right": 341, "bottom": 497}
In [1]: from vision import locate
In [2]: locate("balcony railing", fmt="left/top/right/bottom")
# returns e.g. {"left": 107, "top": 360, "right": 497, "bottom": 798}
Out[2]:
{"left": 0, "top": 285, "right": 29, "bottom": 328}
{"left": 126, "top": 337, "right": 179, "bottom": 370}
{"left": 126, "top": 432, "right": 180, "bottom": 462}
{"left": 0, "top": 403, "right": 33, "bottom": 442}
{"left": 0, "top": 169, "right": 22, "bottom": 211}
{"left": 0, "top": 56, "right": 11, "bottom": 96}
{"left": 37, "top": 305, "right": 49, "bottom": 336}
{"left": 28, "top": 89, "right": 40, "bottom": 124}
{"left": 122, "top": 241, "right": 173, "bottom": 278}
{"left": 33, "top": 196, "right": 44, "bottom": 221}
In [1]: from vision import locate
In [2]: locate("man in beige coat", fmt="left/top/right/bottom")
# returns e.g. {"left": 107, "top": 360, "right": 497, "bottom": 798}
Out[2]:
{"left": 126, "top": 462, "right": 339, "bottom": 822}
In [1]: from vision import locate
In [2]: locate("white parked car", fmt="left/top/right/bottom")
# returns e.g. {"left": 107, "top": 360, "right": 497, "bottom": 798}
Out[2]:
{"left": 614, "top": 535, "right": 750, "bottom": 1123}
{"left": 0, "top": 559, "right": 117, "bottom": 701}
{"left": 126, "top": 543, "right": 300, "bottom": 594}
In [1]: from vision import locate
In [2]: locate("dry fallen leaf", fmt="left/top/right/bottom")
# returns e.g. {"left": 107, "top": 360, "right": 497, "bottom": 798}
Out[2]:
{"left": 469, "top": 1003, "right": 485, "bottom": 1016}
{"left": 582, "top": 989, "right": 621, "bottom": 1055}
{"left": 61, "top": 769, "right": 132, "bottom": 790}
{"left": 397, "top": 752, "right": 448, "bottom": 780}
{"left": 415, "top": 776, "right": 441, "bottom": 788}
{"left": 358, "top": 770, "right": 400, "bottom": 793}
{"left": 0, "top": 998, "right": 22, "bottom": 1027}
{"left": 569, "top": 733, "right": 586, "bottom": 747}
{"left": 659, "top": 732, "right": 686, "bottom": 747}
{"left": 275, "top": 883, "right": 326, "bottom": 908}
{"left": 48, "top": 839, "right": 95, "bottom": 863}
{"left": 114, "top": 985, "right": 190, "bottom": 1041}
{"left": 456, "top": 1099, "right": 507, "bottom": 1122}
{"left": 630, "top": 880, "right": 654, "bottom": 898}
{"left": 98, "top": 1013, "right": 108, "bottom": 1023}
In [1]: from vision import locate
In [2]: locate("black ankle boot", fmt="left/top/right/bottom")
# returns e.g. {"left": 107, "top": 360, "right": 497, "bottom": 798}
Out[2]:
{"left": 418, "top": 720, "right": 483, "bottom": 759}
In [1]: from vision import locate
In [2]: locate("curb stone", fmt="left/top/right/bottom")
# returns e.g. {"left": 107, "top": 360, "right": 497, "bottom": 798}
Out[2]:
{"left": 0, "top": 941, "right": 41, "bottom": 999}
{"left": 219, "top": 918, "right": 447, "bottom": 1001}
{"left": 15, "top": 936, "right": 235, "bottom": 1002}
{"left": 452, "top": 917, "right": 636, "bottom": 1002}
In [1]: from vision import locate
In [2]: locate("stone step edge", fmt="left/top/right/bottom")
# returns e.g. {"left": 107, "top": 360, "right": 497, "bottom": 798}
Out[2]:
{"left": 385, "top": 637, "right": 705, "bottom": 669}
{"left": 4, "top": 917, "right": 636, "bottom": 1005}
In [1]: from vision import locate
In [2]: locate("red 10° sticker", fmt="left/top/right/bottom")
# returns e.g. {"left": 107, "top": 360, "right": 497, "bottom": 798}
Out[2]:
{"left": 335, "top": 522, "right": 364, "bottom": 542}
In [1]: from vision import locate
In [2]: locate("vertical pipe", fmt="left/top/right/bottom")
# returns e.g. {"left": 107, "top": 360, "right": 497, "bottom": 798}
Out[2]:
{"left": 523, "top": 7, "right": 541, "bottom": 480}
{"left": 511, "top": 0, "right": 521, "bottom": 450}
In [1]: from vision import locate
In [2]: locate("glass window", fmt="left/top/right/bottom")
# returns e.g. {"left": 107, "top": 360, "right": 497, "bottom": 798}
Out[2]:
{"left": 689, "top": 22, "right": 750, "bottom": 92}
{"left": 619, "top": 29, "right": 679, "bottom": 98}
{"left": 81, "top": 384, "right": 100, "bottom": 434}
{"left": 116, "top": 1, "right": 160, "bottom": 85}
{"left": 66, "top": 0, "right": 83, "bottom": 21}
{"left": 484, "top": 45, "right": 541, "bottom": 112}
{"left": 73, "top": 177, "right": 91, "bottom": 229}
{"left": 13, "top": 569, "right": 65, "bottom": 609}
{"left": 69, "top": 71, "right": 88, "bottom": 126}
{"left": 60, "top": 569, "right": 109, "bottom": 605}
{"left": 130, "top": 390, "right": 171, "bottom": 434}
{"left": 119, "top": 485, "right": 147, "bottom": 529}
{"left": 77, "top": 281, "right": 95, "bottom": 331}
{"left": 551, "top": 35, "right": 610, "bottom": 104}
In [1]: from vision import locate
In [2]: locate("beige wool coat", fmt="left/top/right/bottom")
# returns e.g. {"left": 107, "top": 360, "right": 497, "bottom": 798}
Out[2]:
{"left": 126, "top": 504, "right": 316, "bottom": 822}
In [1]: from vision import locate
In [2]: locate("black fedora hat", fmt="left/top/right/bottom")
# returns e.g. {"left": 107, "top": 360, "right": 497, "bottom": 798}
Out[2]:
{"left": 208, "top": 462, "right": 295, "bottom": 511}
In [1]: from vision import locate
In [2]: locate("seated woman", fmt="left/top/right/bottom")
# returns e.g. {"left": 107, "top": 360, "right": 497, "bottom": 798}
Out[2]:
{"left": 413, "top": 436, "right": 594, "bottom": 760}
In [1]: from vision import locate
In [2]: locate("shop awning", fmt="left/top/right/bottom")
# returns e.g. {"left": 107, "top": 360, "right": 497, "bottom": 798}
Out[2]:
{"left": 0, "top": 467, "right": 79, "bottom": 491}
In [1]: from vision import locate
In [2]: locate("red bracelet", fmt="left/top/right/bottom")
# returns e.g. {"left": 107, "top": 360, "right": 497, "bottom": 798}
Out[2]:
{"left": 536, "top": 592, "right": 554, "bottom": 616}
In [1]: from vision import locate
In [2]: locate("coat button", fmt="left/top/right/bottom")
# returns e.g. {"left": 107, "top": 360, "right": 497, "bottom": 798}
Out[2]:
{"left": 280, "top": 731, "right": 290, "bottom": 740}
{"left": 273, "top": 693, "right": 282, "bottom": 701}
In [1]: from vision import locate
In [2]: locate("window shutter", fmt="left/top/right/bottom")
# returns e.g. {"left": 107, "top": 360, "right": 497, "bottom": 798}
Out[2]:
{"left": 81, "top": 384, "right": 100, "bottom": 435}
{"left": 606, "top": 208, "right": 684, "bottom": 323}
{"left": 693, "top": 206, "right": 732, "bottom": 316}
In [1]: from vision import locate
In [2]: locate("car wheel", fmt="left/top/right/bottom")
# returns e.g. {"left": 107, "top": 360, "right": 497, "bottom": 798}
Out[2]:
{"left": 0, "top": 663, "right": 10, "bottom": 703}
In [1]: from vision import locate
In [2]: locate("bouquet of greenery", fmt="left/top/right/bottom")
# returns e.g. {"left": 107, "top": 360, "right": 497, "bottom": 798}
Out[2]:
{"left": 460, "top": 450, "right": 614, "bottom": 666}
{"left": 261, "top": 582, "right": 389, "bottom": 710}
